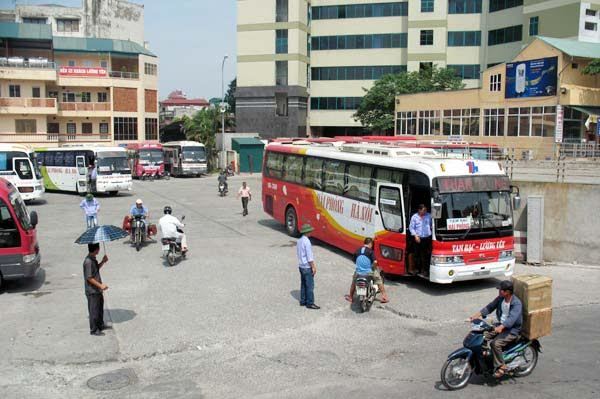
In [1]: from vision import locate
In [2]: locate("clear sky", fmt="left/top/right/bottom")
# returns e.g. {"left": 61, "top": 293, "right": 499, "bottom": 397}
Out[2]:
{"left": 0, "top": 0, "right": 237, "bottom": 101}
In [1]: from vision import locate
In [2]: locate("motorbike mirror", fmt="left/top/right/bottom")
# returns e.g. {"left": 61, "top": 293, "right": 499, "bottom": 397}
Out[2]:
{"left": 431, "top": 201, "right": 442, "bottom": 219}
{"left": 513, "top": 195, "right": 521, "bottom": 210}
{"left": 29, "top": 211, "right": 38, "bottom": 228}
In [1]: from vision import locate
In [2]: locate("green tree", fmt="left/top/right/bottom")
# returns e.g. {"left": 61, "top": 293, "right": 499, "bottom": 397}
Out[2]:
{"left": 176, "top": 108, "right": 221, "bottom": 170}
{"left": 582, "top": 59, "right": 600, "bottom": 75}
{"left": 353, "top": 67, "right": 464, "bottom": 133}
{"left": 225, "top": 78, "right": 236, "bottom": 113}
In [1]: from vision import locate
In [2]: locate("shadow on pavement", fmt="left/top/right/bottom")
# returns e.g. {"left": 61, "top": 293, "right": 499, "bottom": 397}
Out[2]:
{"left": 384, "top": 273, "right": 501, "bottom": 296}
{"left": 107, "top": 308, "right": 137, "bottom": 323}
{"left": 0, "top": 268, "right": 46, "bottom": 294}
{"left": 290, "top": 289, "right": 300, "bottom": 301}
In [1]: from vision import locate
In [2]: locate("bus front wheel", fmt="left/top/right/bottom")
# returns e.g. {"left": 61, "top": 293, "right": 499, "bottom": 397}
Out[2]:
{"left": 285, "top": 207, "right": 299, "bottom": 237}
{"left": 108, "top": 191, "right": 118, "bottom": 196}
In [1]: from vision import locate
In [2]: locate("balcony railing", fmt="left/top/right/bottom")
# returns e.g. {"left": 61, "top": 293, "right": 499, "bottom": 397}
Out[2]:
{"left": 0, "top": 133, "right": 111, "bottom": 143}
{"left": 0, "top": 59, "right": 57, "bottom": 69}
{"left": 109, "top": 71, "right": 139, "bottom": 79}
{"left": 0, "top": 97, "right": 56, "bottom": 108}
{"left": 58, "top": 102, "right": 110, "bottom": 111}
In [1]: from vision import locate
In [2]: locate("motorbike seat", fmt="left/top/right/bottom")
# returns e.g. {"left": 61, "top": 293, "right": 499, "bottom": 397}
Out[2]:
{"left": 161, "top": 238, "right": 177, "bottom": 244}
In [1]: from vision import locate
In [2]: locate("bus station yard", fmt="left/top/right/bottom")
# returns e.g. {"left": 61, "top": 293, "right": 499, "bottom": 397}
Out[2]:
{"left": 1, "top": 175, "right": 599, "bottom": 398}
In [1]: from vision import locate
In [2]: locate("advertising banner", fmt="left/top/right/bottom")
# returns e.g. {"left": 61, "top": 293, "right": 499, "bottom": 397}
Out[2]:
{"left": 505, "top": 57, "right": 558, "bottom": 99}
{"left": 555, "top": 105, "right": 564, "bottom": 143}
{"left": 59, "top": 67, "right": 107, "bottom": 77}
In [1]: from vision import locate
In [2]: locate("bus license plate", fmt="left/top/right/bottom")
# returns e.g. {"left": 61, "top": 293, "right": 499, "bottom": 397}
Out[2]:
{"left": 356, "top": 287, "right": 367, "bottom": 296}
{"left": 474, "top": 270, "right": 490, "bottom": 276}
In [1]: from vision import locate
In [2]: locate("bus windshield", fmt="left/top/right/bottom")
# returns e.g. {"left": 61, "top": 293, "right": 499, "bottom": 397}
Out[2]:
{"left": 139, "top": 149, "right": 163, "bottom": 164}
{"left": 97, "top": 152, "right": 131, "bottom": 175}
{"left": 182, "top": 146, "right": 206, "bottom": 162}
{"left": 435, "top": 191, "right": 513, "bottom": 240}
{"left": 0, "top": 151, "right": 41, "bottom": 180}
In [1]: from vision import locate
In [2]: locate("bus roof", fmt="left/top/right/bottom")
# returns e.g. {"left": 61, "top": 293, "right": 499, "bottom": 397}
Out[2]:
{"left": 37, "top": 146, "right": 126, "bottom": 153}
{"left": 126, "top": 142, "right": 163, "bottom": 150}
{"left": 0, "top": 143, "right": 35, "bottom": 153}
{"left": 266, "top": 142, "right": 506, "bottom": 181}
{"left": 162, "top": 141, "right": 205, "bottom": 147}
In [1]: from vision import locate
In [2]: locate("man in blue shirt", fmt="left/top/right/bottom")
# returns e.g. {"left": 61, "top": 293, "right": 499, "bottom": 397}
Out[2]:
{"left": 409, "top": 204, "right": 432, "bottom": 276}
{"left": 345, "top": 238, "right": 389, "bottom": 304}
{"left": 470, "top": 280, "right": 523, "bottom": 378}
{"left": 296, "top": 224, "right": 319, "bottom": 310}
{"left": 129, "top": 198, "right": 149, "bottom": 241}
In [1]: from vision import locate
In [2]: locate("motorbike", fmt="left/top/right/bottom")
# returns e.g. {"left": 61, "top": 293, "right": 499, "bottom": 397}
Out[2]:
{"left": 225, "top": 167, "right": 235, "bottom": 177}
{"left": 441, "top": 319, "right": 541, "bottom": 390}
{"left": 162, "top": 216, "right": 186, "bottom": 266}
{"left": 218, "top": 182, "right": 228, "bottom": 197}
{"left": 131, "top": 215, "right": 147, "bottom": 252}
{"left": 354, "top": 274, "right": 378, "bottom": 313}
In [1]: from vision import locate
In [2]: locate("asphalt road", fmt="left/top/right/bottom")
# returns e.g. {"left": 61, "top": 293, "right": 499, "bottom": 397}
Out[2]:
{"left": 1, "top": 174, "right": 599, "bottom": 398}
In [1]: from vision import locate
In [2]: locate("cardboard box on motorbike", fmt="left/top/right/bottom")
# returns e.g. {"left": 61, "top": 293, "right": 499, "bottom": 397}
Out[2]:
{"left": 121, "top": 215, "right": 157, "bottom": 236}
{"left": 512, "top": 274, "right": 553, "bottom": 339}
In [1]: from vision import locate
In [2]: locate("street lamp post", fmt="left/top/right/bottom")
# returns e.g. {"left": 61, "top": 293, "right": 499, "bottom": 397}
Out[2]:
{"left": 220, "top": 55, "right": 229, "bottom": 169}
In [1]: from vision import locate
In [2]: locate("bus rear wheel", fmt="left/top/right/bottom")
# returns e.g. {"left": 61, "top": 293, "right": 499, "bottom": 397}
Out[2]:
{"left": 108, "top": 191, "right": 118, "bottom": 196}
{"left": 285, "top": 207, "right": 299, "bottom": 237}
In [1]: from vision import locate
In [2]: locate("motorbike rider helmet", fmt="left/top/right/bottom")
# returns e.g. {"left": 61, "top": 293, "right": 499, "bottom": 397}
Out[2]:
{"left": 135, "top": 198, "right": 143, "bottom": 205}
{"left": 164, "top": 205, "right": 172, "bottom": 215}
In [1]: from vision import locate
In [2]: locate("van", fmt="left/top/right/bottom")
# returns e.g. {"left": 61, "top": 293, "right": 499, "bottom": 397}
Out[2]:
{"left": 0, "top": 178, "right": 40, "bottom": 289}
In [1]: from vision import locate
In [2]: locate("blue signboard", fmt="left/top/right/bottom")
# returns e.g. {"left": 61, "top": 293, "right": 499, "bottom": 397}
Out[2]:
{"left": 505, "top": 56, "right": 558, "bottom": 99}
{"left": 597, "top": 120, "right": 600, "bottom": 137}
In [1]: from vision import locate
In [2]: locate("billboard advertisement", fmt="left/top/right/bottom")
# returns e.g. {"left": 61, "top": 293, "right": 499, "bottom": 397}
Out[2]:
{"left": 505, "top": 56, "right": 558, "bottom": 99}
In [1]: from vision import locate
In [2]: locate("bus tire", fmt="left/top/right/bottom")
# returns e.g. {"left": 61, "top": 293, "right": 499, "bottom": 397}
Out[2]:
{"left": 108, "top": 191, "right": 118, "bottom": 196}
{"left": 285, "top": 206, "right": 299, "bottom": 237}
{"left": 0, "top": 272, "right": 3, "bottom": 291}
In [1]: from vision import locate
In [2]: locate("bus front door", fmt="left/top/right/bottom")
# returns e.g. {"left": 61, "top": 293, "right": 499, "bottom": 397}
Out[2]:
{"left": 76, "top": 155, "right": 87, "bottom": 192}
{"left": 374, "top": 183, "right": 407, "bottom": 275}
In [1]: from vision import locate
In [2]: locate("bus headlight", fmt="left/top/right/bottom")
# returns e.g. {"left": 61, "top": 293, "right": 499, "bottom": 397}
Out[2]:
{"left": 379, "top": 245, "right": 403, "bottom": 261}
{"left": 431, "top": 255, "right": 464, "bottom": 265}
{"left": 499, "top": 250, "right": 514, "bottom": 260}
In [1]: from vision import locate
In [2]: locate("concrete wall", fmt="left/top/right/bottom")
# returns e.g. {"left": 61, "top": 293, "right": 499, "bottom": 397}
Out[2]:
{"left": 513, "top": 180, "right": 600, "bottom": 264}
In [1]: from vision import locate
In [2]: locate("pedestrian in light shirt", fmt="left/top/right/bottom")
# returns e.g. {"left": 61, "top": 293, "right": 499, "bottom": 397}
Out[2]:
{"left": 296, "top": 224, "right": 320, "bottom": 309}
{"left": 409, "top": 204, "right": 432, "bottom": 276}
{"left": 80, "top": 193, "right": 100, "bottom": 229}
{"left": 237, "top": 181, "right": 251, "bottom": 216}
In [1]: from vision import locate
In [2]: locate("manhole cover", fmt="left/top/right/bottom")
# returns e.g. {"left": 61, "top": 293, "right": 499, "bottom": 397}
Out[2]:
{"left": 87, "top": 368, "right": 136, "bottom": 391}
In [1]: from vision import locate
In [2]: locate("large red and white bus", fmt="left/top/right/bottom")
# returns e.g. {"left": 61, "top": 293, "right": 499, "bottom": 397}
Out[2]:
{"left": 126, "top": 142, "right": 165, "bottom": 179}
{"left": 262, "top": 142, "right": 520, "bottom": 284}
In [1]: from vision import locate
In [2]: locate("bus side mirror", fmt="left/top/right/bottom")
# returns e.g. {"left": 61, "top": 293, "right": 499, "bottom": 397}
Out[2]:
{"left": 432, "top": 202, "right": 442, "bottom": 219}
{"left": 513, "top": 195, "right": 521, "bottom": 210}
{"left": 30, "top": 211, "right": 38, "bottom": 228}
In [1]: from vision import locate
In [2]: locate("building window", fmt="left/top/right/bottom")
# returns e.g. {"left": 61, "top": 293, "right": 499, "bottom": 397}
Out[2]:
{"left": 275, "top": 93, "right": 288, "bottom": 116}
{"left": 488, "top": 25, "right": 522, "bottom": 46}
{"left": 420, "top": 30, "right": 434, "bottom": 45}
{"left": 448, "top": 0, "right": 482, "bottom": 13}
{"left": 489, "top": 73, "right": 502, "bottom": 91}
{"left": 66, "top": 123, "right": 77, "bottom": 135}
{"left": 56, "top": 19, "right": 79, "bottom": 32}
{"left": 585, "top": 9, "right": 597, "bottom": 17}
{"left": 448, "top": 64, "right": 480, "bottom": 79}
{"left": 48, "top": 91, "right": 58, "bottom": 99}
{"left": 276, "top": 61, "right": 288, "bottom": 86}
{"left": 15, "top": 119, "right": 36, "bottom": 133}
{"left": 312, "top": 3, "right": 408, "bottom": 20}
{"left": 447, "top": 31, "right": 481, "bottom": 46}
{"left": 81, "top": 92, "right": 91, "bottom": 103}
{"left": 311, "top": 65, "right": 406, "bottom": 80}
{"left": 99, "top": 122, "right": 109, "bottom": 135}
{"left": 9, "top": 85, "right": 20, "bottom": 98}
{"left": 489, "top": 0, "right": 523, "bottom": 13}
{"left": 531, "top": 106, "right": 556, "bottom": 137}
{"left": 276, "top": 30, "right": 288, "bottom": 54}
{"left": 484, "top": 108, "right": 505, "bottom": 136}
{"left": 68, "top": 60, "right": 76, "bottom": 67}
{"left": 22, "top": 17, "right": 47, "bottom": 24}
{"left": 529, "top": 16, "right": 539, "bottom": 36}
{"left": 114, "top": 117, "right": 138, "bottom": 141}
{"left": 144, "top": 63, "right": 158, "bottom": 75}
{"left": 421, "top": 0, "right": 434, "bottom": 12}
{"left": 47, "top": 123, "right": 59, "bottom": 134}
{"left": 418, "top": 110, "right": 441, "bottom": 135}
{"left": 97, "top": 92, "right": 108, "bottom": 102}
{"left": 310, "top": 97, "right": 363, "bottom": 110}
{"left": 442, "top": 109, "right": 480, "bottom": 135}
{"left": 311, "top": 33, "right": 407, "bottom": 50}
{"left": 585, "top": 22, "right": 598, "bottom": 31}
{"left": 32, "top": 87, "right": 41, "bottom": 98}
{"left": 419, "top": 62, "right": 433, "bottom": 71}
{"left": 276, "top": 0, "right": 288, "bottom": 22}
{"left": 100, "top": 60, "right": 108, "bottom": 68}
{"left": 62, "top": 92, "right": 76, "bottom": 102}
{"left": 396, "top": 111, "right": 417, "bottom": 134}
{"left": 82, "top": 123, "right": 93, "bottom": 134}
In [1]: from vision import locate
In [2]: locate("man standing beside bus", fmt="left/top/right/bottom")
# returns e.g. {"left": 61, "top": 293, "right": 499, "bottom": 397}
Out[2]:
{"left": 409, "top": 204, "right": 432, "bottom": 276}
{"left": 297, "top": 224, "right": 319, "bottom": 309}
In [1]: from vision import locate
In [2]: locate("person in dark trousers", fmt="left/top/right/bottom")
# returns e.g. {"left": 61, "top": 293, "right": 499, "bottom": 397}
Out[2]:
{"left": 237, "top": 181, "right": 252, "bottom": 216}
{"left": 296, "top": 224, "right": 319, "bottom": 309}
{"left": 470, "top": 280, "right": 523, "bottom": 378}
{"left": 83, "top": 243, "right": 109, "bottom": 336}
{"left": 409, "top": 204, "right": 432, "bottom": 276}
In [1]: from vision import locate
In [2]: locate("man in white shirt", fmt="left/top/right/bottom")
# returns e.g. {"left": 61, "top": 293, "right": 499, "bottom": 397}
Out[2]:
{"left": 159, "top": 205, "right": 187, "bottom": 251}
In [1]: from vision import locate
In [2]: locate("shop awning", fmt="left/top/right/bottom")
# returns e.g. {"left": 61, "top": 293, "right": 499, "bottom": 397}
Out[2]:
{"left": 569, "top": 106, "right": 600, "bottom": 123}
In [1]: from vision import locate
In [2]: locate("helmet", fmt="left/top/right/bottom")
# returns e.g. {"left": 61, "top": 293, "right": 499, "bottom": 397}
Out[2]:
{"left": 135, "top": 198, "right": 143, "bottom": 205}
{"left": 86, "top": 193, "right": 94, "bottom": 200}
{"left": 164, "top": 206, "right": 172, "bottom": 215}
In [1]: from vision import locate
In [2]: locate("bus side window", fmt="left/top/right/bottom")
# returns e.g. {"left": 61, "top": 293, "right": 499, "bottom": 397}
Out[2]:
{"left": 0, "top": 199, "right": 20, "bottom": 248}
{"left": 304, "top": 157, "right": 323, "bottom": 190}
{"left": 266, "top": 153, "right": 283, "bottom": 179}
{"left": 323, "top": 160, "right": 345, "bottom": 196}
{"left": 283, "top": 154, "right": 303, "bottom": 184}
{"left": 54, "top": 151, "right": 64, "bottom": 166}
{"left": 64, "top": 152, "right": 75, "bottom": 167}
{"left": 45, "top": 152, "right": 54, "bottom": 166}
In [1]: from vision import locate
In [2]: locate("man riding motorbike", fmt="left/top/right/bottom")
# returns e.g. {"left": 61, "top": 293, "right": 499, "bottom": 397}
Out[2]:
{"left": 129, "top": 198, "right": 149, "bottom": 241}
{"left": 344, "top": 237, "right": 389, "bottom": 304}
{"left": 470, "top": 280, "right": 523, "bottom": 378}
{"left": 158, "top": 206, "right": 188, "bottom": 252}
{"left": 217, "top": 171, "right": 228, "bottom": 194}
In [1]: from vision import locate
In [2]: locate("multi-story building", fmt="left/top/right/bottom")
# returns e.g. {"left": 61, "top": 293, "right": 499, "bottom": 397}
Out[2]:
{"left": 236, "top": 0, "right": 600, "bottom": 138}
{"left": 0, "top": 1, "right": 158, "bottom": 147}
{"left": 160, "top": 90, "right": 210, "bottom": 127}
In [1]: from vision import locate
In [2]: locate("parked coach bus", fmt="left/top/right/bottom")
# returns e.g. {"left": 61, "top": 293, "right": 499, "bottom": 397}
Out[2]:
{"left": 36, "top": 146, "right": 132, "bottom": 195}
{"left": 262, "top": 142, "right": 520, "bottom": 284}
{"left": 0, "top": 144, "right": 44, "bottom": 201}
{"left": 126, "top": 142, "right": 164, "bottom": 179}
{"left": 0, "top": 178, "right": 40, "bottom": 290}
{"left": 162, "top": 141, "right": 207, "bottom": 177}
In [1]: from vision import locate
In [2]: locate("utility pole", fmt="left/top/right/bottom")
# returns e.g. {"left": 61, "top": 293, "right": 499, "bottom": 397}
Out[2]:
{"left": 220, "top": 55, "right": 229, "bottom": 169}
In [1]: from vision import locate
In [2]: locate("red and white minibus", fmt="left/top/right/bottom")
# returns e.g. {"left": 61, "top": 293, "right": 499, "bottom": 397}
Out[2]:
{"left": 0, "top": 178, "right": 40, "bottom": 289}
{"left": 126, "top": 142, "right": 164, "bottom": 179}
{"left": 262, "top": 142, "right": 520, "bottom": 284}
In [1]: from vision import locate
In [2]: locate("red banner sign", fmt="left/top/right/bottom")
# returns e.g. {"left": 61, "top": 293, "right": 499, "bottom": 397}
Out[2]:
{"left": 59, "top": 67, "right": 107, "bottom": 77}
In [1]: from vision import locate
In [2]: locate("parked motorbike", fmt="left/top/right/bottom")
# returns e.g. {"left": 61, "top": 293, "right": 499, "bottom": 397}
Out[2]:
{"left": 218, "top": 182, "right": 228, "bottom": 197}
{"left": 354, "top": 274, "right": 378, "bottom": 313}
{"left": 131, "top": 215, "right": 146, "bottom": 252}
{"left": 162, "top": 216, "right": 186, "bottom": 266}
{"left": 440, "top": 319, "right": 541, "bottom": 390}
{"left": 225, "top": 166, "right": 235, "bottom": 177}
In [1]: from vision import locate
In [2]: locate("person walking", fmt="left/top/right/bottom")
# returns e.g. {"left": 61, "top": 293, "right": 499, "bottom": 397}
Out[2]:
{"left": 237, "top": 181, "right": 252, "bottom": 216}
{"left": 80, "top": 193, "right": 100, "bottom": 229}
{"left": 409, "top": 204, "right": 432, "bottom": 276}
{"left": 83, "top": 243, "right": 109, "bottom": 336}
{"left": 296, "top": 224, "right": 320, "bottom": 309}
{"left": 87, "top": 163, "right": 97, "bottom": 193}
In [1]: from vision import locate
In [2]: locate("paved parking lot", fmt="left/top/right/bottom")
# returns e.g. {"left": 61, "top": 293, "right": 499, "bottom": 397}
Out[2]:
{"left": 1, "top": 174, "right": 599, "bottom": 398}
